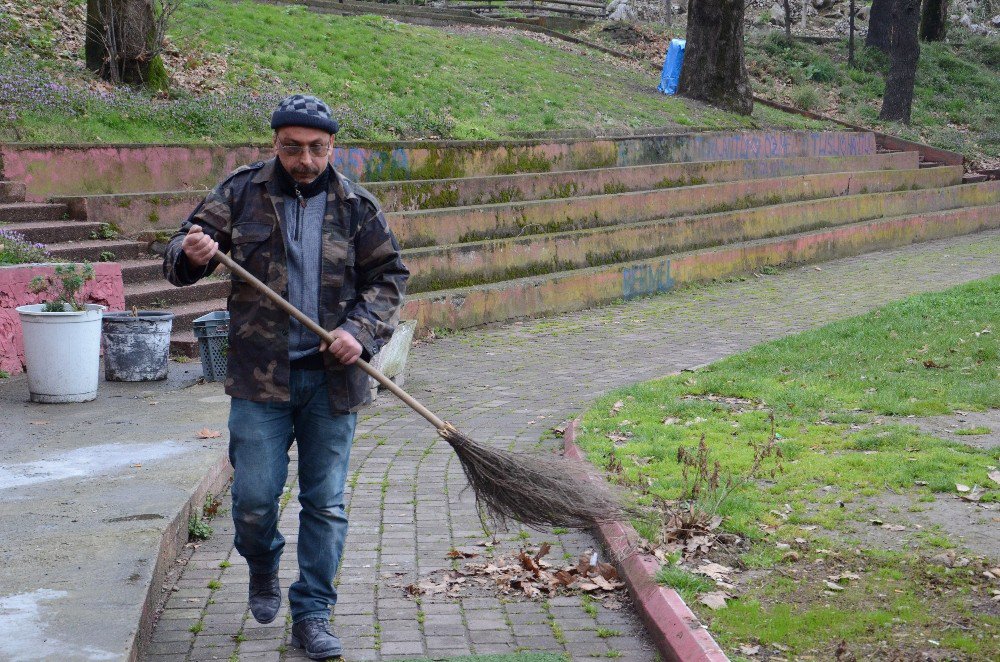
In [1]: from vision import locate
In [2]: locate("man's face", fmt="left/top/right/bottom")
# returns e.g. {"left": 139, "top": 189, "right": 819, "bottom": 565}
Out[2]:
{"left": 274, "top": 126, "right": 334, "bottom": 185}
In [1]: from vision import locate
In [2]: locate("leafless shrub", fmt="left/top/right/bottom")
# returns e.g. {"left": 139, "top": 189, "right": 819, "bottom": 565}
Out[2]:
{"left": 661, "top": 412, "right": 784, "bottom": 542}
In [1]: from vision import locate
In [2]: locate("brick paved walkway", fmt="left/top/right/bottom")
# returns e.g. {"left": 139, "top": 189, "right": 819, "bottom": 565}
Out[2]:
{"left": 145, "top": 229, "right": 1000, "bottom": 662}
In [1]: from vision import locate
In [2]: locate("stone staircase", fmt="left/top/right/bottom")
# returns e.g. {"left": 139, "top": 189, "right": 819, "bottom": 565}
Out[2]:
{"left": 3, "top": 131, "right": 997, "bottom": 357}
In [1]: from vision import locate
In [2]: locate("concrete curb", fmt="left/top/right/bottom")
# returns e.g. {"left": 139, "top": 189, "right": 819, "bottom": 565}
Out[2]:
{"left": 128, "top": 450, "right": 234, "bottom": 661}
{"left": 563, "top": 418, "right": 729, "bottom": 662}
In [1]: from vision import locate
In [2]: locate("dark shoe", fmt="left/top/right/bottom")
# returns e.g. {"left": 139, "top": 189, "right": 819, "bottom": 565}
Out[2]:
{"left": 248, "top": 571, "right": 281, "bottom": 624}
{"left": 291, "top": 618, "right": 343, "bottom": 660}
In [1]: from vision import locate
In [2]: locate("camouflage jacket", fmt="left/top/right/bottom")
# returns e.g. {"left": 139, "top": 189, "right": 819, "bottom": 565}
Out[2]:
{"left": 163, "top": 158, "right": 409, "bottom": 413}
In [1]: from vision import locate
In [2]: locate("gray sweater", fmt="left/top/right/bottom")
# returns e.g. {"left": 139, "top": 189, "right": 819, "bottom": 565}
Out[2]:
{"left": 282, "top": 191, "right": 326, "bottom": 361}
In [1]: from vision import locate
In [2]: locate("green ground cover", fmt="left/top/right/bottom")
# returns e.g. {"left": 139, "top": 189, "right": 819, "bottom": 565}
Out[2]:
{"left": 0, "top": 0, "right": 825, "bottom": 143}
{"left": 746, "top": 31, "right": 1000, "bottom": 169}
{"left": 577, "top": 276, "right": 1000, "bottom": 659}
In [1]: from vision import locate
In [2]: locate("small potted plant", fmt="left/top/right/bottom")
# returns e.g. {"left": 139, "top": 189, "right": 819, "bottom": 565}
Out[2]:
{"left": 16, "top": 263, "right": 105, "bottom": 403}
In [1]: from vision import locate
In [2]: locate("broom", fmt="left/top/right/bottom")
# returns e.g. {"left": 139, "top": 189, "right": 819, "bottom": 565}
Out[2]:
{"left": 213, "top": 251, "right": 628, "bottom": 530}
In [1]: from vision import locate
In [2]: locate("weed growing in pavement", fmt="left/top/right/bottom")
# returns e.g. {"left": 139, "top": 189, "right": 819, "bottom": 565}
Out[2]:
{"left": 188, "top": 513, "right": 213, "bottom": 541}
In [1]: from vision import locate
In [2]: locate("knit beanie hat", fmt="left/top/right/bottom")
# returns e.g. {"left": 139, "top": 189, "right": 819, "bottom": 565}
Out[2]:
{"left": 270, "top": 94, "right": 339, "bottom": 134}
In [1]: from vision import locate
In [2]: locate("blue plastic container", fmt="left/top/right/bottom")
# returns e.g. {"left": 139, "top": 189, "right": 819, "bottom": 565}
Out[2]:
{"left": 657, "top": 39, "right": 686, "bottom": 95}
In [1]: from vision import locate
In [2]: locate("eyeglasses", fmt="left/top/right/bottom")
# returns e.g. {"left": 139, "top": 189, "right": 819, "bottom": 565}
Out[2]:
{"left": 276, "top": 141, "right": 331, "bottom": 157}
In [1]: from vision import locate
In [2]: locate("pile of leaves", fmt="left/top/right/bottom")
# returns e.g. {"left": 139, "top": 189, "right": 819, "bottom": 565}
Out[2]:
{"left": 403, "top": 543, "right": 625, "bottom": 606}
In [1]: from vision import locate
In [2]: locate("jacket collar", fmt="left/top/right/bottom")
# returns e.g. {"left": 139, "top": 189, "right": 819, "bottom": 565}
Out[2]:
{"left": 252, "top": 157, "right": 356, "bottom": 201}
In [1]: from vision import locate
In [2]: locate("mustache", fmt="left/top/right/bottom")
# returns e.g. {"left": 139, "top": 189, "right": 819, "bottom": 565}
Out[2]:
{"left": 291, "top": 165, "right": 321, "bottom": 176}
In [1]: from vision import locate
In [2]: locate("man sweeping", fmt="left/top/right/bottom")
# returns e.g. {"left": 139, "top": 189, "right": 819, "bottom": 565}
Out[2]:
{"left": 163, "top": 94, "right": 409, "bottom": 659}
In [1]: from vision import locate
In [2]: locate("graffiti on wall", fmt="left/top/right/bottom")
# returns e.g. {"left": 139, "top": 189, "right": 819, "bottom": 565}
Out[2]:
{"left": 622, "top": 259, "right": 675, "bottom": 299}
{"left": 330, "top": 147, "right": 410, "bottom": 181}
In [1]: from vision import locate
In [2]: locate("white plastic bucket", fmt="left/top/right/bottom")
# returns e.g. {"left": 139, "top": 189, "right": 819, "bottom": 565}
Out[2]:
{"left": 16, "top": 303, "right": 105, "bottom": 403}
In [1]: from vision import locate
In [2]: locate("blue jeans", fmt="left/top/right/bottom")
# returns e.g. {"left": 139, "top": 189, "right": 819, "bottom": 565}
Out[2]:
{"left": 228, "top": 369, "right": 356, "bottom": 623}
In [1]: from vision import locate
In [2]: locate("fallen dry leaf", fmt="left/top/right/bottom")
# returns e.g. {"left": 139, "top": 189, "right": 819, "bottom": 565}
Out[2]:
{"left": 923, "top": 359, "right": 949, "bottom": 369}
{"left": 828, "top": 572, "right": 861, "bottom": 582}
{"left": 610, "top": 400, "right": 625, "bottom": 416}
{"left": 196, "top": 428, "right": 222, "bottom": 439}
{"left": 824, "top": 580, "right": 846, "bottom": 591}
{"left": 988, "top": 471, "right": 1000, "bottom": 487}
{"left": 518, "top": 551, "right": 541, "bottom": 575}
{"left": 446, "top": 547, "right": 479, "bottom": 559}
{"left": 956, "top": 483, "right": 971, "bottom": 493}
{"left": 607, "top": 430, "right": 633, "bottom": 445}
{"left": 881, "top": 524, "right": 906, "bottom": 532}
{"left": 596, "top": 562, "right": 619, "bottom": 581}
{"left": 534, "top": 543, "right": 551, "bottom": 563}
{"left": 739, "top": 644, "right": 761, "bottom": 656}
{"left": 698, "top": 592, "right": 729, "bottom": 610}
{"left": 960, "top": 485, "right": 984, "bottom": 502}
{"left": 693, "top": 562, "right": 733, "bottom": 582}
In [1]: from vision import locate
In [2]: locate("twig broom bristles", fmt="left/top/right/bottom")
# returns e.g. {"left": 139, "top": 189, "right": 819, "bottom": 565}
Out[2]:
{"left": 214, "top": 252, "right": 627, "bottom": 529}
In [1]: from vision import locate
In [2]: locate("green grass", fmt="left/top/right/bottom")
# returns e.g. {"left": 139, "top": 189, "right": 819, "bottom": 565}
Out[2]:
{"left": 577, "top": 276, "right": 1000, "bottom": 657}
{"left": 955, "top": 426, "right": 991, "bottom": 436}
{"left": 746, "top": 31, "right": 1000, "bottom": 168}
{"left": 654, "top": 566, "right": 715, "bottom": 602}
{"left": 0, "top": 0, "right": 825, "bottom": 143}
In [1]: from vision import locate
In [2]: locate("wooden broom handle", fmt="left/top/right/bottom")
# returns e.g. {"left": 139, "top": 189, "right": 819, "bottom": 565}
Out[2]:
{"left": 213, "top": 251, "right": 446, "bottom": 430}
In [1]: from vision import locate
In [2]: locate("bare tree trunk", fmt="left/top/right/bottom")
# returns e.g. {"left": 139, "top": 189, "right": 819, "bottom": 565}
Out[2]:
{"left": 85, "top": 0, "right": 104, "bottom": 72}
{"left": 782, "top": 0, "right": 792, "bottom": 37}
{"left": 677, "top": 0, "right": 753, "bottom": 115}
{"left": 849, "top": 0, "right": 856, "bottom": 65}
{"left": 84, "top": 0, "right": 175, "bottom": 88}
{"left": 879, "top": 0, "right": 921, "bottom": 123}
{"left": 919, "top": 0, "right": 949, "bottom": 41}
{"left": 866, "top": 0, "right": 892, "bottom": 51}
{"left": 665, "top": 0, "right": 673, "bottom": 25}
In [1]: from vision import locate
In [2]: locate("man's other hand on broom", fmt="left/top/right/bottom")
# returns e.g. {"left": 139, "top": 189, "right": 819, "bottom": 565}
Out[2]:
{"left": 322, "top": 329, "right": 362, "bottom": 365}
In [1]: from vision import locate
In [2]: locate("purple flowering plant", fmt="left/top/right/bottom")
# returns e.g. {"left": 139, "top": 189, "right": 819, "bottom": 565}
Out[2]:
{"left": 0, "top": 228, "right": 51, "bottom": 265}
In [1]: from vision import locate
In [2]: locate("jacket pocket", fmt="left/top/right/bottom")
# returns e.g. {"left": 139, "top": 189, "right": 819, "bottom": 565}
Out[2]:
{"left": 231, "top": 222, "right": 274, "bottom": 298}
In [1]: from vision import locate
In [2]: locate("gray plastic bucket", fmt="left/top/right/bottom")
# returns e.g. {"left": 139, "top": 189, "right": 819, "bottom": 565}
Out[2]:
{"left": 102, "top": 311, "right": 175, "bottom": 381}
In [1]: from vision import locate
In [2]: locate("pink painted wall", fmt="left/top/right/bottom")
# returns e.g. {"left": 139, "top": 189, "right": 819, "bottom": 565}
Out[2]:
{"left": 0, "top": 263, "right": 125, "bottom": 375}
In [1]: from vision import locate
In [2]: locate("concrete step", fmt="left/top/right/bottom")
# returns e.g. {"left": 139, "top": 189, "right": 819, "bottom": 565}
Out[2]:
{"left": 0, "top": 202, "right": 68, "bottom": 223}
{"left": 46, "top": 239, "right": 150, "bottom": 263}
{"left": 389, "top": 165, "right": 965, "bottom": 248}
{"left": 403, "top": 180, "right": 1000, "bottom": 292}
{"left": 124, "top": 277, "right": 230, "bottom": 310}
{"left": 11, "top": 130, "right": 877, "bottom": 199}
{"left": 121, "top": 258, "right": 166, "bottom": 283}
{"left": 1, "top": 219, "right": 108, "bottom": 244}
{"left": 168, "top": 298, "right": 228, "bottom": 332}
{"left": 54, "top": 152, "right": 920, "bottom": 237}
{"left": 168, "top": 330, "right": 202, "bottom": 357}
{"left": 402, "top": 202, "right": 1000, "bottom": 330}
{"left": 0, "top": 180, "right": 26, "bottom": 203}
{"left": 368, "top": 151, "right": 920, "bottom": 212}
